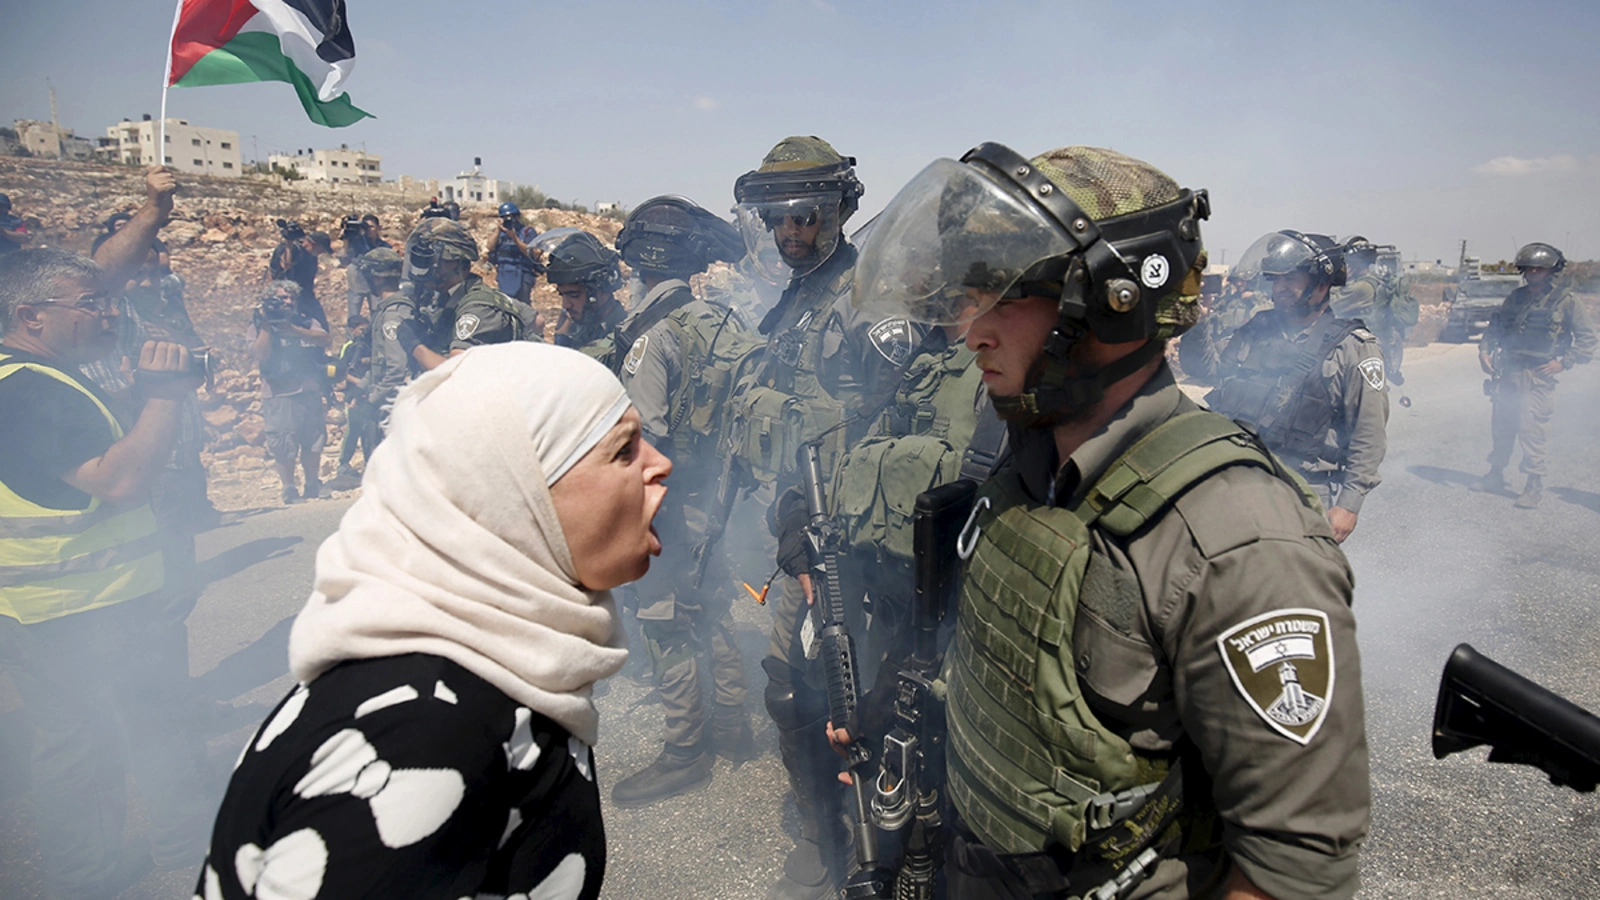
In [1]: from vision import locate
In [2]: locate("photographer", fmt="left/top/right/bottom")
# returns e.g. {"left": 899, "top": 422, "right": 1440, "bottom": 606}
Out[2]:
{"left": 328, "top": 309, "right": 378, "bottom": 491}
{"left": 247, "top": 280, "right": 332, "bottom": 504}
{"left": 339, "top": 213, "right": 391, "bottom": 325}
{"left": 0, "top": 193, "right": 30, "bottom": 256}
{"left": 267, "top": 220, "right": 332, "bottom": 329}
{"left": 0, "top": 248, "right": 213, "bottom": 896}
{"left": 488, "top": 201, "right": 542, "bottom": 303}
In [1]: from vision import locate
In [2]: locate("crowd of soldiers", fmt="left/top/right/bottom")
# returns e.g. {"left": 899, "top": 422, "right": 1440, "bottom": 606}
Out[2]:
{"left": 1, "top": 128, "right": 1593, "bottom": 899}
{"left": 240, "top": 135, "right": 1595, "bottom": 900}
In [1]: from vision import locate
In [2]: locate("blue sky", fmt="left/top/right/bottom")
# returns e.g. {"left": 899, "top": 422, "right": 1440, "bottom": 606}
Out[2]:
{"left": 4, "top": 0, "right": 1598, "bottom": 264}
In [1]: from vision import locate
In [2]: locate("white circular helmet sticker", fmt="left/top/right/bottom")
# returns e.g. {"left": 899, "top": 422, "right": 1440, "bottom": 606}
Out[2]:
{"left": 1140, "top": 254, "right": 1170, "bottom": 290}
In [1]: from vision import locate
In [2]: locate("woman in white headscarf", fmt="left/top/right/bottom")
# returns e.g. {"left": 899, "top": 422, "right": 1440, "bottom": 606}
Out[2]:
{"left": 195, "top": 343, "right": 670, "bottom": 900}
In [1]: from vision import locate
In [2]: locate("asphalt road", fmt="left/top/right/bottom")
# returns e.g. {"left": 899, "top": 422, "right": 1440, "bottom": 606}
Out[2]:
{"left": 2, "top": 341, "right": 1597, "bottom": 898}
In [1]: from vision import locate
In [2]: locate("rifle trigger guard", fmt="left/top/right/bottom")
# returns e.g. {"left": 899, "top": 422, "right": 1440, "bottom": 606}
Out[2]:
{"left": 956, "top": 496, "right": 990, "bottom": 561}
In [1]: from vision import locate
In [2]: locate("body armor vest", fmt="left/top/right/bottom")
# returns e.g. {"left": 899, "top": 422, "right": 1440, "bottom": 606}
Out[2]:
{"left": 831, "top": 342, "right": 983, "bottom": 564}
{"left": 1494, "top": 283, "right": 1570, "bottom": 365}
{"left": 946, "top": 411, "right": 1303, "bottom": 862}
{"left": 0, "top": 354, "right": 165, "bottom": 624}
{"left": 1205, "top": 312, "right": 1361, "bottom": 467}
{"left": 662, "top": 299, "right": 762, "bottom": 457}
{"left": 731, "top": 245, "right": 858, "bottom": 483}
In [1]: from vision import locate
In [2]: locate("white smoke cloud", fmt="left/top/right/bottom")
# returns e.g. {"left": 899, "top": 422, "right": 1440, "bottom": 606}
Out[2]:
{"left": 1471, "top": 154, "right": 1582, "bottom": 176}
{"left": 693, "top": 96, "right": 720, "bottom": 112}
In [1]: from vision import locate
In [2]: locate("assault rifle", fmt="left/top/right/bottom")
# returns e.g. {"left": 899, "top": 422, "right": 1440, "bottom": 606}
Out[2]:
{"left": 871, "top": 481, "right": 977, "bottom": 899}
{"left": 1433, "top": 643, "right": 1600, "bottom": 792}
{"left": 799, "top": 441, "right": 888, "bottom": 898}
{"left": 691, "top": 444, "right": 742, "bottom": 592}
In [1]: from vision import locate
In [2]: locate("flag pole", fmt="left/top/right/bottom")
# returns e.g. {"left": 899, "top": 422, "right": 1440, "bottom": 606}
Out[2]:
{"left": 157, "top": 0, "right": 183, "bottom": 158}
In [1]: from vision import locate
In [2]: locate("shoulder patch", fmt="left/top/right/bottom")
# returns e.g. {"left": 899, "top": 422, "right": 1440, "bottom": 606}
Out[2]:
{"left": 1217, "top": 608, "right": 1335, "bottom": 745}
{"left": 623, "top": 334, "right": 649, "bottom": 376}
{"left": 1357, "top": 356, "right": 1386, "bottom": 391}
{"left": 382, "top": 320, "right": 399, "bottom": 342}
{"left": 1351, "top": 326, "right": 1377, "bottom": 342}
{"left": 868, "top": 316, "right": 915, "bottom": 366}
{"left": 454, "top": 313, "right": 481, "bottom": 342}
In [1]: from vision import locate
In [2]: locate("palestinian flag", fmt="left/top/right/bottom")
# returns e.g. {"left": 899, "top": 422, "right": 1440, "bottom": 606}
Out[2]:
{"left": 167, "top": 0, "right": 371, "bottom": 127}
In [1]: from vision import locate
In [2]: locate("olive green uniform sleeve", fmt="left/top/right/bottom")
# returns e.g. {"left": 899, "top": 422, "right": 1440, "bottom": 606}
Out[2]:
{"left": 1089, "top": 464, "right": 1370, "bottom": 900}
{"left": 368, "top": 299, "right": 421, "bottom": 408}
{"left": 619, "top": 320, "right": 681, "bottom": 444}
{"left": 1330, "top": 278, "right": 1376, "bottom": 321}
{"left": 1327, "top": 331, "right": 1388, "bottom": 513}
{"left": 449, "top": 299, "right": 519, "bottom": 351}
{"left": 1558, "top": 290, "right": 1597, "bottom": 366}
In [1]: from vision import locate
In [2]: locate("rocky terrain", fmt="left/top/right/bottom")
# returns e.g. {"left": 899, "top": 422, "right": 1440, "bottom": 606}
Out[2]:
{"left": 0, "top": 157, "right": 628, "bottom": 510}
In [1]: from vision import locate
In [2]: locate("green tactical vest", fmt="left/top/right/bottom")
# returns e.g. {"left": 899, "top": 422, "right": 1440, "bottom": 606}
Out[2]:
{"left": 1495, "top": 282, "right": 1571, "bottom": 364}
{"left": 730, "top": 251, "right": 858, "bottom": 484}
{"left": 946, "top": 410, "right": 1315, "bottom": 859}
{"left": 831, "top": 342, "right": 982, "bottom": 564}
{"left": 662, "top": 301, "right": 764, "bottom": 456}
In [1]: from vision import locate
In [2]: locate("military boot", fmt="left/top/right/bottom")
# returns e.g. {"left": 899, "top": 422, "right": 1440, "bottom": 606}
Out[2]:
{"left": 712, "top": 702, "right": 756, "bottom": 764}
{"left": 610, "top": 744, "right": 713, "bottom": 808}
{"left": 325, "top": 465, "right": 362, "bottom": 491}
{"left": 769, "top": 721, "right": 847, "bottom": 900}
{"left": 1470, "top": 467, "right": 1505, "bottom": 494}
{"left": 303, "top": 475, "right": 322, "bottom": 500}
{"left": 1514, "top": 474, "right": 1543, "bottom": 509}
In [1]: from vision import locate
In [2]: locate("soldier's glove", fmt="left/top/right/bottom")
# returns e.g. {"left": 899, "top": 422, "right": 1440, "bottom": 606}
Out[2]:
{"left": 773, "top": 489, "right": 810, "bottom": 579}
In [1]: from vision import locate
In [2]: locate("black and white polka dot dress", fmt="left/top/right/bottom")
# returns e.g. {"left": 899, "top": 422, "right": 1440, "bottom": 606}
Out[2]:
{"left": 195, "top": 653, "right": 605, "bottom": 900}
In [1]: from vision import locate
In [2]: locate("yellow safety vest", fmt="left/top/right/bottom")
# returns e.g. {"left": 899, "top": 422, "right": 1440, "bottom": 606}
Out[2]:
{"left": 0, "top": 353, "right": 164, "bottom": 623}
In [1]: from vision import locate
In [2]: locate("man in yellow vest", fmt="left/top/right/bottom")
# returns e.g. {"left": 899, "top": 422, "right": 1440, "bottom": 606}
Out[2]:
{"left": 0, "top": 247, "right": 213, "bottom": 897}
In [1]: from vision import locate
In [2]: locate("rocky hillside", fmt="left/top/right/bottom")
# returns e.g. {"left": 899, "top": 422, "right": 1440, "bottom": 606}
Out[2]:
{"left": 0, "top": 157, "right": 626, "bottom": 510}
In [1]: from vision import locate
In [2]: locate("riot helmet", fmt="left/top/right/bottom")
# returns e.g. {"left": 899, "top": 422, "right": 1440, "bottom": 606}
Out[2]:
{"left": 1514, "top": 242, "right": 1565, "bottom": 274}
{"left": 855, "top": 142, "right": 1209, "bottom": 424}
{"left": 617, "top": 195, "right": 744, "bottom": 280}
{"left": 733, "top": 136, "right": 863, "bottom": 281}
{"left": 406, "top": 217, "right": 479, "bottom": 288}
{"left": 358, "top": 246, "right": 403, "bottom": 282}
{"left": 541, "top": 230, "right": 624, "bottom": 298}
{"left": 1343, "top": 235, "right": 1378, "bottom": 273}
{"left": 1233, "top": 230, "right": 1345, "bottom": 315}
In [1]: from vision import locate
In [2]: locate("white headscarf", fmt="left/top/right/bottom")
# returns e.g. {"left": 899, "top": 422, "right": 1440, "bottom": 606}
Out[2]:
{"left": 289, "top": 342, "right": 633, "bottom": 746}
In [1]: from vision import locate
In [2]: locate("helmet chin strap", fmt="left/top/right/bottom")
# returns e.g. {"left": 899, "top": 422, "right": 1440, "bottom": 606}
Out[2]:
{"left": 990, "top": 325, "right": 1164, "bottom": 427}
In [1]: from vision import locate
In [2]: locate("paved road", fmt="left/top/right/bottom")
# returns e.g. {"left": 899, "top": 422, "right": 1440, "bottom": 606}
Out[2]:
{"left": 2, "top": 342, "right": 1597, "bottom": 898}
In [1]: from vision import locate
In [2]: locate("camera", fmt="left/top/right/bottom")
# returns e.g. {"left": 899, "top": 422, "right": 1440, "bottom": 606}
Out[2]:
{"left": 275, "top": 218, "right": 306, "bottom": 242}
{"left": 340, "top": 215, "right": 365, "bottom": 241}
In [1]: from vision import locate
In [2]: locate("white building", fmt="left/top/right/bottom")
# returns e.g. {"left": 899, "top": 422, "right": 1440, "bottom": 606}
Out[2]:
{"left": 103, "top": 116, "right": 241, "bottom": 178}
{"left": 13, "top": 119, "right": 97, "bottom": 161}
{"left": 440, "top": 158, "right": 514, "bottom": 207}
{"left": 266, "top": 145, "right": 383, "bottom": 185}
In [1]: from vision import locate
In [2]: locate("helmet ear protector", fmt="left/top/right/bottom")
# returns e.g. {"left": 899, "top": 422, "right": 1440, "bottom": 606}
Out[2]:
{"left": 959, "top": 142, "right": 1209, "bottom": 345}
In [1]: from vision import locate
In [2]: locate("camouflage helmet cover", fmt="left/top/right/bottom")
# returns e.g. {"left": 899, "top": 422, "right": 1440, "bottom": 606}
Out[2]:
{"left": 407, "top": 217, "right": 480, "bottom": 263}
{"left": 358, "top": 246, "right": 403, "bottom": 279}
{"left": 1514, "top": 242, "right": 1565, "bottom": 272}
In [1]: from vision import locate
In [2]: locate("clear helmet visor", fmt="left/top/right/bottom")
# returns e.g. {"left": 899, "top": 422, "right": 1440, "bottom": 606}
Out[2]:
{"left": 529, "top": 227, "right": 589, "bottom": 256}
{"left": 853, "top": 158, "right": 1076, "bottom": 326}
{"left": 1233, "top": 231, "right": 1317, "bottom": 287}
{"left": 734, "top": 194, "right": 841, "bottom": 282}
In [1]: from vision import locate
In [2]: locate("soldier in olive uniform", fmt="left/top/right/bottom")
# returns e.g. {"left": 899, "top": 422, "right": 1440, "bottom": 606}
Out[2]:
{"left": 1204, "top": 231, "right": 1389, "bottom": 543}
{"left": 600, "top": 196, "right": 758, "bottom": 807}
{"left": 402, "top": 218, "right": 541, "bottom": 352}
{"left": 1333, "top": 237, "right": 1415, "bottom": 386}
{"left": 851, "top": 142, "right": 1369, "bottom": 900}
{"left": 1473, "top": 242, "right": 1597, "bottom": 508}
{"left": 547, "top": 232, "right": 627, "bottom": 350}
{"left": 369, "top": 248, "right": 451, "bottom": 419}
{"left": 728, "top": 136, "right": 918, "bottom": 900}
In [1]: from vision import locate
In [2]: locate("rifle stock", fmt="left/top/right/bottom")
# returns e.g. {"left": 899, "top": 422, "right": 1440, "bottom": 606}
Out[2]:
{"left": 1433, "top": 642, "right": 1600, "bottom": 792}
